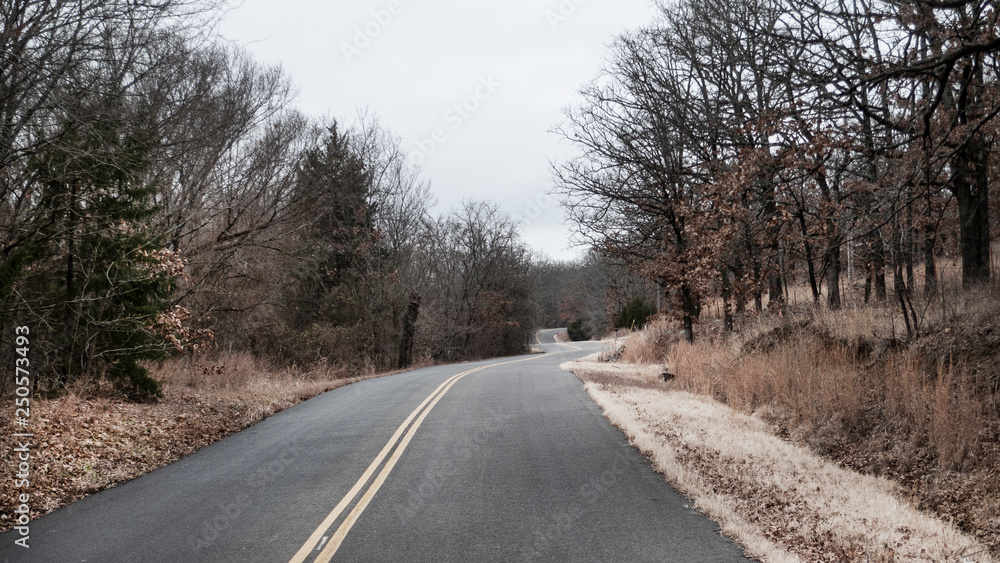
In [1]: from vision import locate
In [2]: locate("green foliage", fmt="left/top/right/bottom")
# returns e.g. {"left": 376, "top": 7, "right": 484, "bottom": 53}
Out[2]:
{"left": 108, "top": 358, "right": 163, "bottom": 402}
{"left": 615, "top": 297, "right": 656, "bottom": 330}
{"left": 9, "top": 109, "right": 178, "bottom": 400}
{"left": 279, "top": 124, "right": 384, "bottom": 366}
{"left": 567, "top": 318, "right": 593, "bottom": 341}
{"left": 297, "top": 125, "right": 374, "bottom": 291}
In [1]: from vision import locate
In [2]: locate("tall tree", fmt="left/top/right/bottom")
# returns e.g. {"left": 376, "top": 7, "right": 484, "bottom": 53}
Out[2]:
{"left": 17, "top": 103, "right": 178, "bottom": 399}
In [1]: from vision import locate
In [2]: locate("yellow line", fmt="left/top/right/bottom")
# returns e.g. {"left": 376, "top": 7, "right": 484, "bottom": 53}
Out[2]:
{"left": 314, "top": 371, "right": 468, "bottom": 561}
{"left": 290, "top": 354, "right": 546, "bottom": 563}
{"left": 287, "top": 370, "right": 468, "bottom": 563}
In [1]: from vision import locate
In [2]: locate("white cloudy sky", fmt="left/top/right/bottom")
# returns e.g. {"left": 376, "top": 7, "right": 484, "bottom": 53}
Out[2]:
{"left": 217, "top": 0, "right": 658, "bottom": 261}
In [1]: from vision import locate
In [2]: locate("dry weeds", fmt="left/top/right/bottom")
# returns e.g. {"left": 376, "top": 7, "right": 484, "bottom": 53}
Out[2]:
{"left": 566, "top": 359, "right": 996, "bottom": 563}
{"left": 567, "top": 283, "right": 1000, "bottom": 561}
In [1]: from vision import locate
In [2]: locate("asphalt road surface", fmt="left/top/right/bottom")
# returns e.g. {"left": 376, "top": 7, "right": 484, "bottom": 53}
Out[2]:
{"left": 1, "top": 331, "right": 753, "bottom": 562}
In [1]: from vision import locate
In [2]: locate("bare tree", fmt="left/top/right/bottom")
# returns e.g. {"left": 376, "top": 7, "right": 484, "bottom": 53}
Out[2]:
{"left": 416, "top": 201, "right": 535, "bottom": 360}
{"left": 0, "top": 0, "right": 226, "bottom": 396}
{"left": 555, "top": 0, "right": 999, "bottom": 341}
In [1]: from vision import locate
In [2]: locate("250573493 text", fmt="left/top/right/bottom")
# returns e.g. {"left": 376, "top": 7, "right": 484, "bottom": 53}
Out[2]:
{"left": 12, "top": 325, "right": 32, "bottom": 549}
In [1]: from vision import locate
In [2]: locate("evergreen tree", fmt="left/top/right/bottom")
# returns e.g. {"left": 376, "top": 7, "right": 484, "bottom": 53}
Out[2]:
{"left": 283, "top": 124, "right": 380, "bottom": 364}
{"left": 17, "top": 109, "right": 178, "bottom": 400}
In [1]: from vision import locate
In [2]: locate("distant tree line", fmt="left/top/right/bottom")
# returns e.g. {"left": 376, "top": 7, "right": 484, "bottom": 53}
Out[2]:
{"left": 0, "top": 0, "right": 536, "bottom": 399}
{"left": 554, "top": 0, "right": 1000, "bottom": 342}
{"left": 533, "top": 251, "right": 659, "bottom": 339}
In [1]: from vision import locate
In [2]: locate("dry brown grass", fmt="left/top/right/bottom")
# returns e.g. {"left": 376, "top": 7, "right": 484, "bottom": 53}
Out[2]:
{"left": 618, "top": 321, "right": 681, "bottom": 364}
{"left": 151, "top": 352, "right": 353, "bottom": 403}
{"left": 587, "top": 281, "right": 1000, "bottom": 560}
{"left": 664, "top": 334, "right": 997, "bottom": 471}
{"left": 567, "top": 359, "right": 995, "bottom": 562}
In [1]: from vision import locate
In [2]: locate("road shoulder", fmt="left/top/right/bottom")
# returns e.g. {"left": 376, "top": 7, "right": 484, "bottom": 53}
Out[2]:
{"left": 562, "top": 356, "right": 995, "bottom": 563}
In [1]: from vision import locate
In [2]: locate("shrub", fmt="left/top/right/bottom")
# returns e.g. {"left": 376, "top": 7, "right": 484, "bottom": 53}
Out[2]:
{"left": 615, "top": 297, "right": 656, "bottom": 330}
{"left": 567, "top": 318, "right": 593, "bottom": 341}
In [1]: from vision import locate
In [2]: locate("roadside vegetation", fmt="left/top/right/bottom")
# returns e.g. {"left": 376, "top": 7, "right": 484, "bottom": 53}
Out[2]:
{"left": 549, "top": 0, "right": 1000, "bottom": 558}
{"left": 0, "top": 0, "right": 630, "bottom": 527}
{"left": 0, "top": 0, "right": 550, "bottom": 532}
{"left": 0, "top": 0, "right": 538, "bottom": 405}
{"left": 4, "top": 0, "right": 1000, "bottom": 555}
{"left": 574, "top": 270, "right": 1000, "bottom": 560}
{"left": 0, "top": 353, "right": 413, "bottom": 531}
{"left": 554, "top": 0, "right": 1000, "bottom": 346}
{"left": 569, "top": 356, "right": 994, "bottom": 562}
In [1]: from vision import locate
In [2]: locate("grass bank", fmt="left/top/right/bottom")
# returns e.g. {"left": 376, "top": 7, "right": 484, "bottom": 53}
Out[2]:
{"left": 566, "top": 284, "right": 1000, "bottom": 561}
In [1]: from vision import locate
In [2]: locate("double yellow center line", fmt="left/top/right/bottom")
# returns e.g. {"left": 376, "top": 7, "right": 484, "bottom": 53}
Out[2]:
{"left": 289, "top": 354, "right": 547, "bottom": 563}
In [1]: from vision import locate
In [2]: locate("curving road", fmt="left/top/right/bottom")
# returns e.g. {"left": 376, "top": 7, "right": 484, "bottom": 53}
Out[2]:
{"left": 1, "top": 333, "right": 752, "bottom": 562}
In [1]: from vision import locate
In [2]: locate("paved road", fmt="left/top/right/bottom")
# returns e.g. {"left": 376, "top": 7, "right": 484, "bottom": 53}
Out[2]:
{"left": 534, "top": 328, "right": 566, "bottom": 345}
{"left": 1, "top": 334, "right": 752, "bottom": 562}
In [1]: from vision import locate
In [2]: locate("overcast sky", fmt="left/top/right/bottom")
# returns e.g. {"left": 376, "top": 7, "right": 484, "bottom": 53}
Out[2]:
{"left": 217, "top": 0, "right": 657, "bottom": 261}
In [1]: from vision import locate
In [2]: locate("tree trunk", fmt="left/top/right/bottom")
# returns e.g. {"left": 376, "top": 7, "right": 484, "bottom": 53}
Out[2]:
{"left": 816, "top": 169, "right": 841, "bottom": 310}
{"left": 752, "top": 250, "right": 763, "bottom": 313}
{"left": 864, "top": 270, "right": 872, "bottom": 304}
{"left": 872, "top": 231, "right": 887, "bottom": 301}
{"left": 680, "top": 283, "right": 697, "bottom": 343}
{"left": 768, "top": 273, "right": 784, "bottom": 314}
{"left": 827, "top": 240, "right": 842, "bottom": 310}
{"left": 721, "top": 269, "right": 734, "bottom": 334}
{"left": 894, "top": 265, "right": 914, "bottom": 339}
{"left": 804, "top": 239, "right": 820, "bottom": 303}
{"left": 953, "top": 141, "right": 991, "bottom": 287}
{"left": 62, "top": 180, "right": 80, "bottom": 382}
{"left": 796, "top": 209, "right": 821, "bottom": 304}
{"left": 924, "top": 208, "right": 938, "bottom": 298}
{"left": 905, "top": 201, "right": 915, "bottom": 291}
{"left": 780, "top": 247, "right": 790, "bottom": 301}
{"left": 397, "top": 292, "right": 421, "bottom": 369}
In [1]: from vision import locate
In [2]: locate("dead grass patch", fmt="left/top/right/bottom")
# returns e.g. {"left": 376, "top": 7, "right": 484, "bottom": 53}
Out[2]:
{"left": 618, "top": 321, "right": 683, "bottom": 364}
{"left": 566, "top": 360, "right": 995, "bottom": 562}
{"left": 570, "top": 284, "right": 1000, "bottom": 561}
